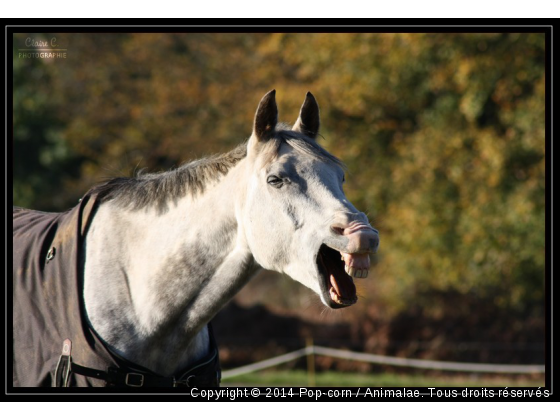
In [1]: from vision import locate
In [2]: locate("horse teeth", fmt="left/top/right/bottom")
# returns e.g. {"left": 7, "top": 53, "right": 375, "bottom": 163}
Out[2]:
{"left": 344, "top": 266, "right": 369, "bottom": 278}
{"left": 343, "top": 263, "right": 371, "bottom": 278}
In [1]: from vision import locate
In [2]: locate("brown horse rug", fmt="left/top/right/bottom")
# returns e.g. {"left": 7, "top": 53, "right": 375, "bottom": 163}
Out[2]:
{"left": 13, "top": 193, "right": 220, "bottom": 388}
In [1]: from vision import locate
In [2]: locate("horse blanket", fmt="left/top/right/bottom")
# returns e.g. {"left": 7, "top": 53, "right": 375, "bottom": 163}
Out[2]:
{"left": 13, "top": 193, "right": 220, "bottom": 388}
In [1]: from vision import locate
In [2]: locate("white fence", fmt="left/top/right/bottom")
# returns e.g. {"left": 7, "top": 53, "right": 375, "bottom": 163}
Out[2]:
{"left": 221, "top": 345, "right": 545, "bottom": 379}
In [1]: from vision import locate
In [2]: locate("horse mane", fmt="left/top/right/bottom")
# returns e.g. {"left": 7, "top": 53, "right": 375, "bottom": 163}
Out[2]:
{"left": 91, "top": 126, "right": 343, "bottom": 212}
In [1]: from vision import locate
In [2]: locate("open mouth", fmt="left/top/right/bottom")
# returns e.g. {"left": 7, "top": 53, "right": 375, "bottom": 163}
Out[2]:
{"left": 316, "top": 244, "right": 370, "bottom": 308}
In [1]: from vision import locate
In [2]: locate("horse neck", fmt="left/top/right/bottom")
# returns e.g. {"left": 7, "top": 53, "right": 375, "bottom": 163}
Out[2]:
{"left": 83, "top": 159, "right": 256, "bottom": 376}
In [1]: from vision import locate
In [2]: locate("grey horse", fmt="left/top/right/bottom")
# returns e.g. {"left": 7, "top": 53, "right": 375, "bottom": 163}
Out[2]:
{"left": 13, "top": 90, "right": 379, "bottom": 387}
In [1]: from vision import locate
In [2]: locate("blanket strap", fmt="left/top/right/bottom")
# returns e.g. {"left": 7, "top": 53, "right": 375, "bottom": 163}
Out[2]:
{"left": 54, "top": 339, "right": 221, "bottom": 388}
{"left": 53, "top": 339, "right": 73, "bottom": 387}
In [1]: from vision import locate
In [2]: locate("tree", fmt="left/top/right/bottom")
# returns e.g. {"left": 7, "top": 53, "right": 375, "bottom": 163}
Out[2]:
{"left": 13, "top": 32, "right": 546, "bottom": 348}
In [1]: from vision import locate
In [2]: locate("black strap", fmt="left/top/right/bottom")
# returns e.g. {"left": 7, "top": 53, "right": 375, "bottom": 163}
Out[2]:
{"left": 55, "top": 324, "right": 221, "bottom": 388}
{"left": 64, "top": 348, "right": 220, "bottom": 388}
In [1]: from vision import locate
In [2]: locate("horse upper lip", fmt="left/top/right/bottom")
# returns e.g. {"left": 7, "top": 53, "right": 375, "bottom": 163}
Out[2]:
{"left": 321, "top": 238, "right": 378, "bottom": 255}
{"left": 325, "top": 244, "right": 376, "bottom": 255}
{"left": 324, "top": 223, "right": 380, "bottom": 255}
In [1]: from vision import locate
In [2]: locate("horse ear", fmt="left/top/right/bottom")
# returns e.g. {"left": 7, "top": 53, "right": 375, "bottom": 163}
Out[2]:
{"left": 293, "top": 92, "right": 320, "bottom": 139}
{"left": 252, "top": 89, "right": 278, "bottom": 142}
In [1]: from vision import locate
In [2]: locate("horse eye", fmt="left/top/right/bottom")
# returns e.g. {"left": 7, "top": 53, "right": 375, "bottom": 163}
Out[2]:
{"left": 267, "top": 175, "right": 284, "bottom": 188}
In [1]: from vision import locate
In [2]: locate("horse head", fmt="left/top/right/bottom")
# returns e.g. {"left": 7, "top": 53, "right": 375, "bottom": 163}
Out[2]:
{"left": 242, "top": 90, "right": 379, "bottom": 308}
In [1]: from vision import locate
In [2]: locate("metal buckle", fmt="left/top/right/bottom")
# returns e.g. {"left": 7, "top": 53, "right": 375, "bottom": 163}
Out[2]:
{"left": 173, "top": 375, "right": 195, "bottom": 387}
{"left": 125, "top": 372, "right": 144, "bottom": 387}
{"left": 46, "top": 247, "right": 56, "bottom": 264}
{"left": 186, "top": 375, "right": 195, "bottom": 387}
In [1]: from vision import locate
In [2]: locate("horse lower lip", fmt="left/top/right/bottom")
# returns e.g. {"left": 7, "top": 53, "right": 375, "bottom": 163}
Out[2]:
{"left": 329, "top": 286, "right": 357, "bottom": 305}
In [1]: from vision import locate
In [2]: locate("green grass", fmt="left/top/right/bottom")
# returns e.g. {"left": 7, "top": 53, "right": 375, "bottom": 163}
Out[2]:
{"left": 222, "top": 369, "right": 544, "bottom": 387}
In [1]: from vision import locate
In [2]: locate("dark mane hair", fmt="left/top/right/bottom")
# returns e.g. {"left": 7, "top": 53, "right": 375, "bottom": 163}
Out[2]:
{"left": 90, "top": 126, "right": 344, "bottom": 212}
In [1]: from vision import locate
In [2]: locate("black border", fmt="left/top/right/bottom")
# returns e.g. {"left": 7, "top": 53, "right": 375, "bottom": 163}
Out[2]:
{"left": 6, "top": 23, "right": 554, "bottom": 401}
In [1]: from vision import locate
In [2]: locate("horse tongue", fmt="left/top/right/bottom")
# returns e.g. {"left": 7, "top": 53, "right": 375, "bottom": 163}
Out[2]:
{"left": 330, "top": 273, "right": 356, "bottom": 299}
{"left": 341, "top": 252, "right": 370, "bottom": 270}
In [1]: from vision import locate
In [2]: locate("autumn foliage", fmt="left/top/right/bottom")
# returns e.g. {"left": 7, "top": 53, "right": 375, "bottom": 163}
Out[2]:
{"left": 13, "top": 33, "right": 546, "bottom": 363}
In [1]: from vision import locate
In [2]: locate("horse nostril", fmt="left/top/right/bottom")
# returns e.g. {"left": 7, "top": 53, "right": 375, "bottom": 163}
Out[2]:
{"left": 370, "top": 235, "right": 380, "bottom": 253}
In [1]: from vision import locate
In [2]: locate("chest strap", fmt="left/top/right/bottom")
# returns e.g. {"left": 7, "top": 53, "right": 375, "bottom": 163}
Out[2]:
{"left": 55, "top": 340, "right": 221, "bottom": 388}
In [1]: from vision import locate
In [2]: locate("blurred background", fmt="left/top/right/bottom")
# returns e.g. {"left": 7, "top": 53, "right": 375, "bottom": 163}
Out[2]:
{"left": 12, "top": 32, "right": 546, "bottom": 386}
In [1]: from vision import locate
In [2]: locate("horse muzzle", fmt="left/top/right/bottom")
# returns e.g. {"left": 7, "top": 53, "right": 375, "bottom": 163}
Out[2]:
{"left": 315, "top": 213, "right": 380, "bottom": 308}
{"left": 324, "top": 213, "right": 380, "bottom": 255}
